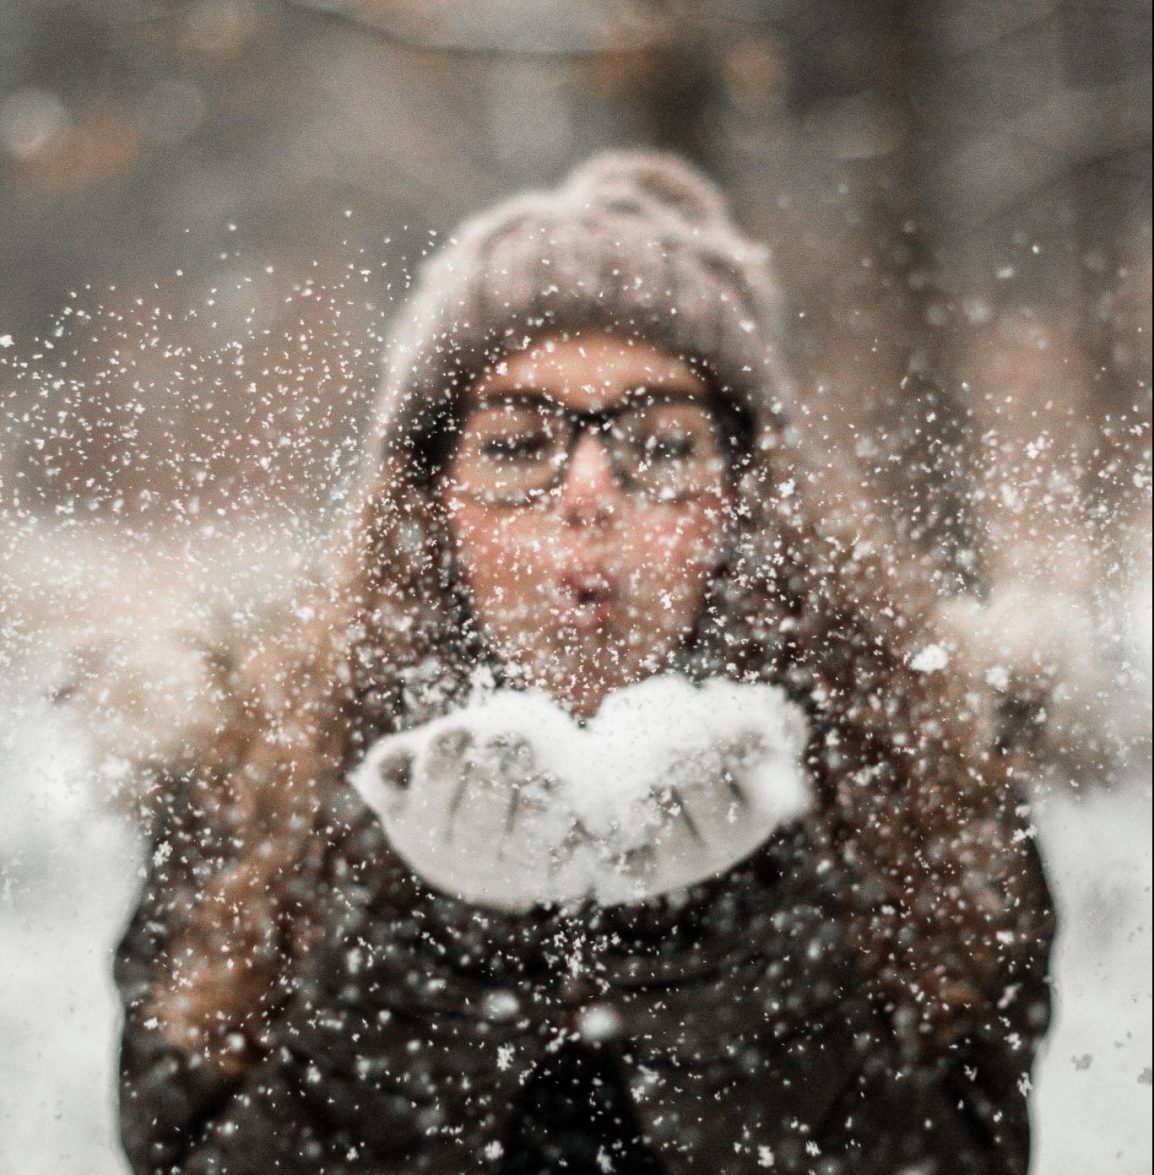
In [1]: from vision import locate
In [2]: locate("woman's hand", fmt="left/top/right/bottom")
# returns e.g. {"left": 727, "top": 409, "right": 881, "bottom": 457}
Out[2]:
{"left": 621, "top": 732, "right": 778, "bottom": 898}
{"left": 356, "top": 725, "right": 583, "bottom": 910}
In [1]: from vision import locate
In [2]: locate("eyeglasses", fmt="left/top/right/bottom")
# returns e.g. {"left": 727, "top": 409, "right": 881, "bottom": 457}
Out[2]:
{"left": 446, "top": 391, "right": 731, "bottom": 507}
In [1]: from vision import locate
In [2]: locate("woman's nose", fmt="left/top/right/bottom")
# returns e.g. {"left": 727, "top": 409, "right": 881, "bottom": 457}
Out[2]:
{"left": 557, "top": 431, "right": 621, "bottom": 527}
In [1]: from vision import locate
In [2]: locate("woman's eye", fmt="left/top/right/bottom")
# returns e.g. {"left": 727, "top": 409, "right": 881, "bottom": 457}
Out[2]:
{"left": 480, "top": 434, "right": 551, "bottom": 463}
{"left": 639, "top": 433, "right": 697, "bottom": 462}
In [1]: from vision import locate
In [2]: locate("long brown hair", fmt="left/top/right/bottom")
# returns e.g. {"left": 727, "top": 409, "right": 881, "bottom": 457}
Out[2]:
{"left": 145, "top": 392, "right": 1039, "bottom": 1075}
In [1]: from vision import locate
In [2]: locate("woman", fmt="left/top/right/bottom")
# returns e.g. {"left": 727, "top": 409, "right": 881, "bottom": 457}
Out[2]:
{"left": 113, "top": 153, "right": 1055, "bottom": 1175}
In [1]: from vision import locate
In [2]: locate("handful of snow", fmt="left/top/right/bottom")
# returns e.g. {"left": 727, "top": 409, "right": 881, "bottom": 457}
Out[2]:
{"left": 349, "top": 676, "right": 812, "bottom": 911}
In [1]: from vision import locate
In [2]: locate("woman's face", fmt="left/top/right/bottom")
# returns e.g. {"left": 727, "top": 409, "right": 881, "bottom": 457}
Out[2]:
{"left": 441, "top": 333, "right": 736, "bottom": 719}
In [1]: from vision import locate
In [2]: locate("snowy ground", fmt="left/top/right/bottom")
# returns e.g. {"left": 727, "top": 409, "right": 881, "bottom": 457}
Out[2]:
{"left": 0, "top": 687, "right": 1150, "bottom": 1175}
{"left": 0, "top": 700, "right": 140, "bottom": 1175}
{"left": 1032, "top": 786, "right": 1153, "bottom": 1174}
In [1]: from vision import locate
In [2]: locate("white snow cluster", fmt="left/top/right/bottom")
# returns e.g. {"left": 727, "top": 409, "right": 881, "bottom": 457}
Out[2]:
{"left": 350, "top": 675, "right": 812, "bottom": 910}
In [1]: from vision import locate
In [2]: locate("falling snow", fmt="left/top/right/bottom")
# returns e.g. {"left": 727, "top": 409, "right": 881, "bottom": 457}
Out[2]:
{"left": 0, "top": 108, "right": 1149, "bottom": 1175}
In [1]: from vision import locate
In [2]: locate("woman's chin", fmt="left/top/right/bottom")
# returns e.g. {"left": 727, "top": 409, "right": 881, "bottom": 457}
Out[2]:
{"left": 531, "top": 661, "right": 658, "bottom": 721}
{"left": 488, "top": 627, "right": 682, "bottom": 718}
{"left": 557, "top": 600, "right": 613, "bottom": 635}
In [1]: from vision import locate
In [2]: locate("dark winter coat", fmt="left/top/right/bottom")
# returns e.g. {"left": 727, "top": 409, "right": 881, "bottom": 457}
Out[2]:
{"left": 116, "top": 775, "right": 1054, "bottom": 1175}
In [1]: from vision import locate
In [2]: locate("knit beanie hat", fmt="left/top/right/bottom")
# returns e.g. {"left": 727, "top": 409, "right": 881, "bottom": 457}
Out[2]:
{"left": 373, "top": 151, "right": 794, "bottom": 461}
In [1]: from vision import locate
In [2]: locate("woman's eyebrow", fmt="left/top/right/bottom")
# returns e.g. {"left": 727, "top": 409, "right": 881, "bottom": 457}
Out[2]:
{"left": 469, "top": 388, "right": 562, "bottom": 410}
{"left": 623, "top": 383, "right": 709, "bottom": 403}
{"left": 465, "top": 383, "right": 709, "bottom": 412}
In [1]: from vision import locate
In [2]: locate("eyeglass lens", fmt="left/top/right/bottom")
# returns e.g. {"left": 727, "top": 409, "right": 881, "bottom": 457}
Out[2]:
{"left": 448, "top": 397, "right": 728, "bottom": 505}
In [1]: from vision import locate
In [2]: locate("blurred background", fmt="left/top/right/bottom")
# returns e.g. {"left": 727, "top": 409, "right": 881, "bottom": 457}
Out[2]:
{"left": 0, "top": 2, "right": 1150, "bottom": 1173}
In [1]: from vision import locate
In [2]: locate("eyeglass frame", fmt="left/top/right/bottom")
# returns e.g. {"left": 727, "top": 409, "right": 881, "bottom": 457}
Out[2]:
{"left": 441, "top": 387, "right": 749, "bottom": 508}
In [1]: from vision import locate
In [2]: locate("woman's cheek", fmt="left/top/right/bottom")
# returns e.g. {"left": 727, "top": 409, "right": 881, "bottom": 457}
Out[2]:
{"left": 633, "top": 504, "right": 723, "bottom": 576}
{"left": 626, "top": 505, "right": 724, "bottom": 620}
{"left": 450, "top": 507, "right": 555, "bottom": 630}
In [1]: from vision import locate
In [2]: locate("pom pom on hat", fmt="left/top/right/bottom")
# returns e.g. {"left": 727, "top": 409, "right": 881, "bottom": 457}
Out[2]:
{"left": 565, "top": 150, "right": 733, "bottom": 227}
